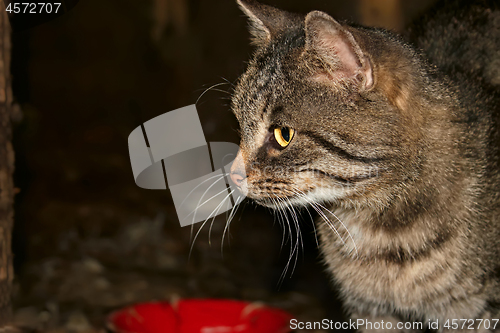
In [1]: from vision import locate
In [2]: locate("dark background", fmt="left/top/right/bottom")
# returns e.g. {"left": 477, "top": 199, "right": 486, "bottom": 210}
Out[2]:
{"left": 9, "top": 0, "right": 437, "bottom": 331}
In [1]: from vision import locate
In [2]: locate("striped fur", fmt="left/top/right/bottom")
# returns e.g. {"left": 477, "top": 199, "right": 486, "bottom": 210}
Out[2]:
{"left": 231, "top": 0, "right": 500, "bottom": 331}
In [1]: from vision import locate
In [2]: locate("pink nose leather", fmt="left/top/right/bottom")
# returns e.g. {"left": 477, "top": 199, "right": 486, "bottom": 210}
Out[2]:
{"left": 230, "top": 172, "right": 244, "bottom": 187}
{"left": 230, "top": 150, "right": 246, "bottom": 187}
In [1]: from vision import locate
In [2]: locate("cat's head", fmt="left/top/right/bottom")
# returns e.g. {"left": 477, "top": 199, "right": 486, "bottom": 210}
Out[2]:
{"left": 230, "top": 0, "right": 430, "bottom": 210}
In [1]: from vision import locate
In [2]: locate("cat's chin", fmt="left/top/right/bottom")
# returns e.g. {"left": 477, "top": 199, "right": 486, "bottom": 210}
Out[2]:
{"left": 251, "top": 197, "right": 276, "bottom": 208}
{"left": 251, "top": 186, "right": 346, "bottom": 210}
{"left": 250, "top": 195, "right": 300, "bottom": 209}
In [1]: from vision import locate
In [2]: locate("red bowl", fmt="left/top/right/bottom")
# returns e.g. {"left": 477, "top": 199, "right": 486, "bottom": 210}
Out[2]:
{"left": 107, "top": 299, "right": 294, "bottom": 333}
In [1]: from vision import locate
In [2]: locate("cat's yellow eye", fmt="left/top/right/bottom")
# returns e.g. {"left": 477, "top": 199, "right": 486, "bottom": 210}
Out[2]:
{"left": 274, "top": 127, "right": 295, "bottom": 148}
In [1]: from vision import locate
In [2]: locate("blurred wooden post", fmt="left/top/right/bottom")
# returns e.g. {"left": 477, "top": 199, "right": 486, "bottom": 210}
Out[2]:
{"left": 0, "top": 4, "right": 14, "bottom": 328}
{"left": 151, "top": 0, "right": 188, "bottom": 41}
{"left": 359, "top": 0, "right": 404, "bottom": 32}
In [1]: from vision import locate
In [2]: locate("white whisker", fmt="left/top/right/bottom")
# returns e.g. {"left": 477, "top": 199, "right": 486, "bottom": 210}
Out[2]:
{"left": 316, "top": 202, "right": 359, "bottom": 258}
{"left": 221, "top": 195, "right": 243, "bottom": 255}
{"left": 179, "top": 173, "right": 227, "bottom": 210}
{"left": 185, "top": 180, "right": 231, "bottom": 226}
{"left": 195, "top": 82, "right": 231, "bottom": 105}
{"left": 189, "top": 189, "right": 234, "bottom": 258}
{"left": 290, "top": 187, "right": 359, "bottom": 259}
{"left": 208, "top": 189, "right": 235, "bottom": 246}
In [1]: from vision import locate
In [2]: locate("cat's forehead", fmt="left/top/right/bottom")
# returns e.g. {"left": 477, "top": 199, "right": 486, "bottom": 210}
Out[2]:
{"left": 232, "top": 31, "right": 305, "bottom": 121}
{"left": 233, "top": 63, "right": 281, "bottom": 118}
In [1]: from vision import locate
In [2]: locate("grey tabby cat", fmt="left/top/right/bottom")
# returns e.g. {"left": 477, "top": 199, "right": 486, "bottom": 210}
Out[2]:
{"left": 229, "top": 0, "right": 500, "bottom": 332}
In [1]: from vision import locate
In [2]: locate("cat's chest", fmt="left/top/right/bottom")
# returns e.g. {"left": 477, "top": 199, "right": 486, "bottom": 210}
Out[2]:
{"left": 315, "top": 207, "right": 462, "bottom": 310}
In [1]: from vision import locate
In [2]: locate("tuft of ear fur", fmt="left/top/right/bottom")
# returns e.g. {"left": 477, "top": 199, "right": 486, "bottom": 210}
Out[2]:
{"left": 304, "top": 11, "right": 374, "bottom": 90}
{"left": 237, "top": 0, "right": 301, "bottom": 47}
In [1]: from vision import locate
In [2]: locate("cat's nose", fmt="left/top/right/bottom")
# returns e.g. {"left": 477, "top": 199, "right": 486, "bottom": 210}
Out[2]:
{"left": 230, "top": 171, "right": 245, "bottom": 187}
{"left": 230, "top": 150, "right": 246, "bottom": 188}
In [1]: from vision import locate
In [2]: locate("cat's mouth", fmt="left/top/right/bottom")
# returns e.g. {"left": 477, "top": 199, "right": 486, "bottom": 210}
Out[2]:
{"left": 250, "top": 188, "right": 336, "bottom": 209}
{"left": 252, "top": 196, "right": 294, "bottom": 207}
{"left": 243, "top": 180, "right": 321, "bottom": 208}
{"left": 245, "top": 169, "right": 378, "bottom": 209}
{"left": 231, "top": 162, "right": 380, "bottom": 209}
{"left": 246, "top": 188, "right": 302, "bottom": 203}
{"left": 241, "top": 182, "right": 310, "bottom": 208}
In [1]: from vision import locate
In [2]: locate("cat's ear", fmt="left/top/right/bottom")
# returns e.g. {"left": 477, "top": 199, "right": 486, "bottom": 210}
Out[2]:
{"left": 304, "top": 11, "right": 374, "bottom": 90}
{"left": 237, "top": 0, "right": 300, "bottom": 47}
